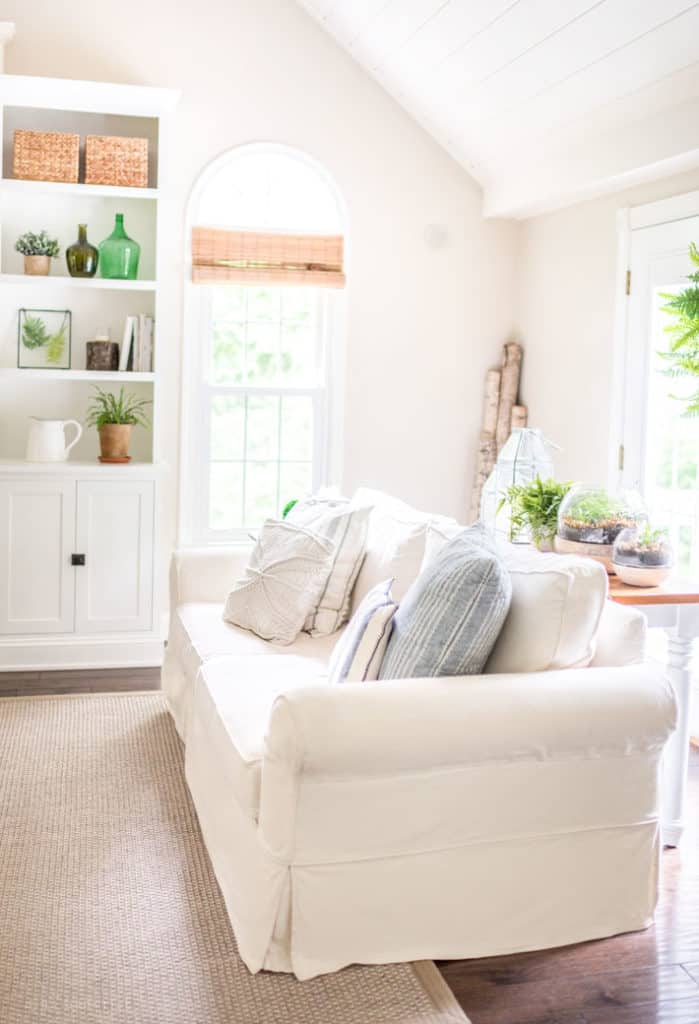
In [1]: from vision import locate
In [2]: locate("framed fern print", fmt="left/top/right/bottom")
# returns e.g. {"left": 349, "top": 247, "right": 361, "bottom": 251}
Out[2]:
{"left": 18, "top": 308, "right": 71, "bottom": 369}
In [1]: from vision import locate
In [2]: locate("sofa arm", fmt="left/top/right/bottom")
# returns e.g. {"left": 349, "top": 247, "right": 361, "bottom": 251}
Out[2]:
{"left": 169, "top": 545, "right": 253, "bottom": 606}
{"left": 260, "top": 664, "right": 677, "bottom": 862}
{"left": 265, "top": 665, "right": 676, "bottom": 780}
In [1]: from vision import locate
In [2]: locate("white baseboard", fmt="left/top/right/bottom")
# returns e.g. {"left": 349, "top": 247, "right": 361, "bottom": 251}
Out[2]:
{"left": 0, "top": 633, "right": 164, "bottom": 671}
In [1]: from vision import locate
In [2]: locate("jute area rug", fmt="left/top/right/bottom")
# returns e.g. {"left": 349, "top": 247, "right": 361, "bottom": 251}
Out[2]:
{"left": 0, "top": 693, "right": 469, "bottom": 1024}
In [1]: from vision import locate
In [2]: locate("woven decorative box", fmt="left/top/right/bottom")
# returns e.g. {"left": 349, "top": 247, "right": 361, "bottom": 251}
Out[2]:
{"left": 13, "top": 130, "right": 80, "bottom": 183}
{"left": 85, "top": 135, "right": 149, "bottom": 188}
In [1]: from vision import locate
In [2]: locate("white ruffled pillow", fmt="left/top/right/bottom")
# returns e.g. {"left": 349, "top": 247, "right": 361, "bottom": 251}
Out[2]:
{"left": 286, "top": 497, "right": 370, "bottom": 636}
{"left": 223, "top": 519, "right": 336, "bottom": 645}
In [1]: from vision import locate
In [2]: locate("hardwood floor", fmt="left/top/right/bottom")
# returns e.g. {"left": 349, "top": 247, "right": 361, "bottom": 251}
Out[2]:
{"left": 0, "top": 667, "right": 161, "bottom": 697}
{"left": 439, "top": 746, "right": 699, "bottom": 1024}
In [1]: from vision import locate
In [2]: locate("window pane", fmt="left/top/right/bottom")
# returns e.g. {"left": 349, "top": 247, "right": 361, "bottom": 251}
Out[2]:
{"left": 244, "top": 461, "right": 278, "bottom": 526}
{"left": 280, "top": 396, "right": 314, "bottom": 460}
{"left": 246, "top": 395, "right": 279, "bottom": 460}
{"left": 211, "top": 284, "right": 246, "bottom": 322}
{"left": 209, "top": 463, "right": 244, "bottom": 530}
{"left": 211, "top": 396, "right": 245, "bottom": 460}
{"left": 279, "top": 462, "right": 313, "bottom": 507}
{"left": 247, "top": 286, "right": 281, "bottom": 323}
{"left": 280, "top": 320, "right": 316, "bottom": 384}
{"left": 282, "top": 287, "right": 315, "bottom": 324}
{"left": 211, "top": 323, "right": 245, "bottom": 384}
{"left": 246, "top": 322, "right": 278, "bottom": 383}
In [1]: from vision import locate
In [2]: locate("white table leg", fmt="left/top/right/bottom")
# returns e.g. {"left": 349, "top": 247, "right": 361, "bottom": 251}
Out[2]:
{"left": 660, "top": 604, "right": 699, "bottom": 846}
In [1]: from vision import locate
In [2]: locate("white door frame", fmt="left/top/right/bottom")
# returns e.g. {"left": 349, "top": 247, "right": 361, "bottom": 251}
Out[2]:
{"left": 611, "top": 190, "right": 699, "bottom": 490}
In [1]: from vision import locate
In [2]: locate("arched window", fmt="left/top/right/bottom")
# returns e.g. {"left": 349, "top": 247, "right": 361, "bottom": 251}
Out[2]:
{"left": 182, "top": 144, "right": 347, "bottom": 543}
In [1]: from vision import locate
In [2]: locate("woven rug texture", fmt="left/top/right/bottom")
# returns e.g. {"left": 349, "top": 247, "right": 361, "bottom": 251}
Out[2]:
{"left": 0, "top": 693, "right": 467, "bottom": 1024}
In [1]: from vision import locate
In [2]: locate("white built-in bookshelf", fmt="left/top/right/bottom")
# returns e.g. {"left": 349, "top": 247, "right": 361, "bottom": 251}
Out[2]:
{"left": 0, "top": 72, "right": 179, "bottom": 670}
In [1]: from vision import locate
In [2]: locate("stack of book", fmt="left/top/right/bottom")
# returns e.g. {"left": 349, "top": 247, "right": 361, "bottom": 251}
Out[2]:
{"left": 119, "top": 314, "right": 154, "bottom": 372}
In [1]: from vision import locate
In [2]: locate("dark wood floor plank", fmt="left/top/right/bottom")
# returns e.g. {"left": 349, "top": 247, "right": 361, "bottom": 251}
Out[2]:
{"left": 0, "top": 667, "right": 161, "bottom": 696}
{"left": 441, "top": 963, "right": 699, "bottom": 1024}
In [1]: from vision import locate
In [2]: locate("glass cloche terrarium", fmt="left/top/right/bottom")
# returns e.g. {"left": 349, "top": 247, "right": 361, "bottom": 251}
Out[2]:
{"left": 612, "top": 524, "right": 673, "bottom": 587}
{"left": 554, "top": 485, "right": 647, "bottom": 573}
{"left": 480, "top": 428, "right": 556, "bottom": 543}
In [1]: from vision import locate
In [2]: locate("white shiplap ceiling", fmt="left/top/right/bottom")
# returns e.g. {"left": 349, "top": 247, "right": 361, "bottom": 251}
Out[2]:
{"left": 297, "top": 0, "right": 699, "bottom": 218}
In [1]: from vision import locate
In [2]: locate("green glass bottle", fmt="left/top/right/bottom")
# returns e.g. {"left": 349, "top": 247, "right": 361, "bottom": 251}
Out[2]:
{"left": 66, "top": 223, "right": 99, "bottom": 278}
{"left": 98, "top": 213, "right": 140, "bottom": 280}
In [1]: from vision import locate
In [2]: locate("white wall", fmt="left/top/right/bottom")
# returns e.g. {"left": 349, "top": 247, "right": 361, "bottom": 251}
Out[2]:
{"left": 4, "top": 0, "right": 517, "bottom": 532}
{"left": 515, "top": 168, "right": 699, "bottom": 485}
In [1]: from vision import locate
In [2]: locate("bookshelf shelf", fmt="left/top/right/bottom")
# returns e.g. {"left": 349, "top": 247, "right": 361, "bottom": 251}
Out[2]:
{"left": 0, "top": 177, "right": 159, "bottom": 201}
{"left": 0, "top": 272, "right": 157, "bottom": 292}
{"left": 0, "top": 368, "right": 155, "bottom": 382}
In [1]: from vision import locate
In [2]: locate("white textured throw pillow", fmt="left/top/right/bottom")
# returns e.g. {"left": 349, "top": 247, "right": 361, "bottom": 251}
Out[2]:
{"left": 286, "top": 497, "right": 370, "bottom": 635}
{"left": 223, "top": 519, "right": 336, "bottom": 645}
{"left": 328, "top": 580, "right": 398, "bottom": 684}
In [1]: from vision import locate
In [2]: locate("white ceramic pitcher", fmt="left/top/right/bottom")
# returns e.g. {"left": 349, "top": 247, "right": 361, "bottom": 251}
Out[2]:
{"left": 26, "top": 418, "right": 83, "bottom": 462}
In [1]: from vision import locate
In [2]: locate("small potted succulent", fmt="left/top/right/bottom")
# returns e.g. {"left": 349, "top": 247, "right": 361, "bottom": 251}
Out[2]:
{"left": 612, "top": 525, "right": 673, "bottom": 587}
{"left": 15, "top": 230, "right": 60, "bottom": 276}
{"left": 85, "top": 386, "right": 151, "bottom": 463}
{"left": 498, "top": 477, "right": 572, "bottom": 550}
{"left": 555, "top": 485, "right": 646, "bottom": 572}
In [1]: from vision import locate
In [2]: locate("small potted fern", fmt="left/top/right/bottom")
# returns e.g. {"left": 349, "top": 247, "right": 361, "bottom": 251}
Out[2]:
{"left": 85, "top": 386, "right": 151, "bottom": 463}
{"left": 499, "top": 477, "right": 571, "bottom": 550}
{"left": 15, "top": 230, "right": 60, "bottom": 276}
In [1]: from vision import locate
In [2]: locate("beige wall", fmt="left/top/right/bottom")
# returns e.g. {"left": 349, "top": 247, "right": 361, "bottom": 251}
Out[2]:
{"left": 4, "top": 0, "right": 517, "bottom": 532}
{"left": 515, "top": 168, "right": 699, "bottom": 485}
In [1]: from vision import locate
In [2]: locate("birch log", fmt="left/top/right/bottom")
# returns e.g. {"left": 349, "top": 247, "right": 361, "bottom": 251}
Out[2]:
{"left": 468, "top": 430, "right": 497, "bottom": 523}
{"left": 495, "top": 342, "right": 523, "bottom": 452}
{"left": 482, "top": 369, "right": 501, "bottom": 435}
{"left": 468, "top": 369, "right": 502, "bottom": 522}
{"left": 511, "top": 404, "right": 528, "bottom": 430}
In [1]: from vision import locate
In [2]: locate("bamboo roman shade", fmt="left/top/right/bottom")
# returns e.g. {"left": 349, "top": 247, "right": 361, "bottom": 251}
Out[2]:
{"left": 192, "top": 227, "right": 345, "bottom": 288}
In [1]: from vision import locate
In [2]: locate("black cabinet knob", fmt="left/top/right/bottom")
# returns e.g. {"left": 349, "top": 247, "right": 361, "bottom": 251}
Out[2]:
{"left": 71, "top": 554, "right": 86, "bottom": 566}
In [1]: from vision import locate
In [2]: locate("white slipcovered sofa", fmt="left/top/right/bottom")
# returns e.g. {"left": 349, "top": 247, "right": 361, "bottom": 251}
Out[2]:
{"left": 162, "top": 493, "right": 677, "bottom": 981}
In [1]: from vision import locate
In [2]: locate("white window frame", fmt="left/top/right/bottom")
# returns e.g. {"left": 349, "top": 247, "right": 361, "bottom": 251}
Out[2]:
{"left": 610, "top": 190, "right": 699, "bottom": 493}
{"left": 179, "top": 144, "right": 347, "bottom": 546}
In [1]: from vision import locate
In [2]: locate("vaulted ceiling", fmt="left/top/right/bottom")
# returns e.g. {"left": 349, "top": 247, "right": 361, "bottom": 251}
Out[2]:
{"left": 297, "top": 0, "right": 699, "bottom": 218}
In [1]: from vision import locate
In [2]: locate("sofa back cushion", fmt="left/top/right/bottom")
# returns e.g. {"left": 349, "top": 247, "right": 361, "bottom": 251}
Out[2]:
{"left": 350, "top": 488, "right": 457, "bottom": 612}
{"left": 379, "top": 524, "right": 512, "bottom": 679}
{"left": 423, "top": 525, "right": 608, "bottom": 673}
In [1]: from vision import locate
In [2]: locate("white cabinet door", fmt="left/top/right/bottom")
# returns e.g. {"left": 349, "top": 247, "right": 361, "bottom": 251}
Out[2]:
{"left": 0, "top": 478, "right": 76, "bottom": 635}
{"left": 75, "top": 480, "right": 154, "bottom": 634}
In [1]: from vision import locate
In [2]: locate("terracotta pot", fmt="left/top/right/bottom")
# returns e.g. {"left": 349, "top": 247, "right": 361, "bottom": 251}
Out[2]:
{"left": 98, "top": 423, "right": 132, "bottom": 460}
{"left": 24, "top": 254, "right": 51, "bottom": 276}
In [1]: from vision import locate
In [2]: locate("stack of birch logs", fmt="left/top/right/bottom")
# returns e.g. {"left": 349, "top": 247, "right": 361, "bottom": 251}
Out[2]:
{"left": 468, "top": 341, "right": 526, "bottom": 523}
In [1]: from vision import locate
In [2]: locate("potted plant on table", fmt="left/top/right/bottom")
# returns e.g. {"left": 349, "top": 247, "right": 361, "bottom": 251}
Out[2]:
{"left": 498, "top": 477, "right": 571, "bottom": 550}
{"left": 612, "top": 524, "right": 673, "bottom": 587}
{"left": 15, "top": 230, "right": 60, "bottom": 276}
{"left": 85, "top": 386, "right": 151, "bottom": 463}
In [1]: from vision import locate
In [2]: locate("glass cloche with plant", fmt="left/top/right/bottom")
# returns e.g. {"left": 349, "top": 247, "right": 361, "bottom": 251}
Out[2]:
{"left": 555, "top": 485, "right": 647, "bottom": 571}
{"left": 498, "top": 477, "right": 571, "bottom": 550}
{"left": 612, "top": 524, "right": 673, "bottom": 587}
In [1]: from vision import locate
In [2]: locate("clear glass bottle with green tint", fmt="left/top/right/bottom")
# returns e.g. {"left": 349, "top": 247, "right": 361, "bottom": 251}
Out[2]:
{"left": 98, "top": 213, "right": 141, "bottom": 280}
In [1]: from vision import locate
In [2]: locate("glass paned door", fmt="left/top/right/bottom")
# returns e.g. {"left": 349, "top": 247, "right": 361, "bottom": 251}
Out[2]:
{"left": 622, "top": 216, "right": 699, "bottom": 578}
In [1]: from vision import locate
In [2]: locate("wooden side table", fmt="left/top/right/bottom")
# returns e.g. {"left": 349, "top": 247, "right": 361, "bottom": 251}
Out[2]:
{"left": 609, "top": 580, "right": 699, "bottom": 846}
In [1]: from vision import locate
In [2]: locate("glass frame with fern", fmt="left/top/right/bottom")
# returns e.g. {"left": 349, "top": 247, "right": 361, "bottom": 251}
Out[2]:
{"left": 17, "top": 308, "right": 71, "bottom": 370}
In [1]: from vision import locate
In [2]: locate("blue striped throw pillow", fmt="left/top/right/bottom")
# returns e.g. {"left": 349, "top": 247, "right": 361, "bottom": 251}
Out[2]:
{"left": 378, "top": 524, "right": 511, "bottom": 679}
